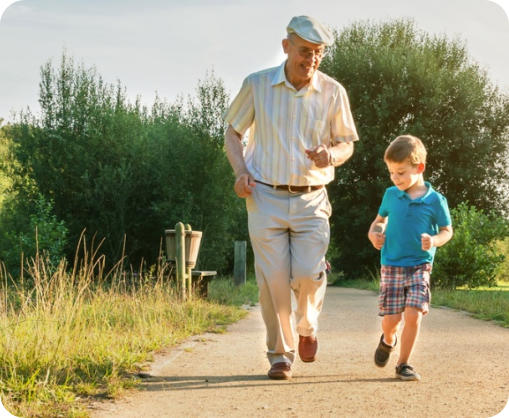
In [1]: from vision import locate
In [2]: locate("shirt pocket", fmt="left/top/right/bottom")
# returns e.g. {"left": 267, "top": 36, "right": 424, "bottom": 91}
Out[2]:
{"left": 309, "top": 119, "right": 328, "bottom": 147}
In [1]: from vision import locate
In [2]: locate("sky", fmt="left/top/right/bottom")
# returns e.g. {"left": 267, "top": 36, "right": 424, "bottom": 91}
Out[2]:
{"left": 0, "top": 0, "right": 508, "bottom": 123}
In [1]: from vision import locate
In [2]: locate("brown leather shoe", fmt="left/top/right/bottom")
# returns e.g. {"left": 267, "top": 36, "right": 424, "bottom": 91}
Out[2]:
{"left": 299, "top": 335, "right": 318, "bottom": 362}
{"left": 267, "top": 362, "right": 292, "bottom": 380}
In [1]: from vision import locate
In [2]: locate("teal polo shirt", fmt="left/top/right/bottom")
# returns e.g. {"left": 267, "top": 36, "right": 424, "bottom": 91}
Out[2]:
{"left": 378, "top": 182, "right": 451, "bottom": 267}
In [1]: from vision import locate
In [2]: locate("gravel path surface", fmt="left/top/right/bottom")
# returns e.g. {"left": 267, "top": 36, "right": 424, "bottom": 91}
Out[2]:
{"left": 90, "top": 287, "right": 509, "bottom": 417}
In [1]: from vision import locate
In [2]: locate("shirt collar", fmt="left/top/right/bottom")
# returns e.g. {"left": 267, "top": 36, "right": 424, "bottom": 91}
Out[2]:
{"left": 271, "top": 61, "right": 321, "bottom": 93}
{"left": 398, "top": 181, "right": 434, "bottom": 202}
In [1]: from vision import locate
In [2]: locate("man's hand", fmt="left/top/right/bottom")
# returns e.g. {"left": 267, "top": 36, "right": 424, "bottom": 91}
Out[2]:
{"left": 421, "top": 233, "right": 434, "bottom": 251}
{"left": 305, "top": 145, "right": 330, "bottom": 168}
{"left": 234, "top": 173, "right": 256, "bottom": 198}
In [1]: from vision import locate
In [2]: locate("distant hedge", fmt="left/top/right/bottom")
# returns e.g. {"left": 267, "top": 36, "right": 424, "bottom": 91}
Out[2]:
{"left": 0, "top": 55, "right": 247, "bottom": 276}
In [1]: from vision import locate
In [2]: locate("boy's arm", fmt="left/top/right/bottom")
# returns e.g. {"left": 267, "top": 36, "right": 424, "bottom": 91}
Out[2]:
{"left": 421, "top": 226, "right": 453, "bottom": 251}
{"left": 368, "top": 215, "right": 387, "bottom": 250}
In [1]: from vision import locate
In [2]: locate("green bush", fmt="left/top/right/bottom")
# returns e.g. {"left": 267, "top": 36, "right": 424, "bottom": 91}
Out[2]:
{"left": 0, "top": 193, "right": 68, "bottom": 273}
{"left": 495, "top": 238, "right": 509, "bottom": 283}
{"left": 433, "top": 203, "right": 509, "bottom": 289}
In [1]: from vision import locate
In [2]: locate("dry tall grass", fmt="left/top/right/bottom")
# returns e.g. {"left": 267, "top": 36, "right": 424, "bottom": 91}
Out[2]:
{"left": 0, "top": 234, "right": 246, "bottom": 417}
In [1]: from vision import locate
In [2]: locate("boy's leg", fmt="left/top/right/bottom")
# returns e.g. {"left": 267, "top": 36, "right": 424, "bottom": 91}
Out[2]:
{"left": 374, "top": 313, "right": 401, "bottom": 367}
{"left": 379, "top": 264, "right": 405, "bottom": 344}
{"left": 395, "top": 265, "right": 430, "bottom": 380}
{"left": 382, "top": 313, "right": 402, "bottom": 346}
{"left": 375, "top": 265, "right": 405, "bottom": 367}
{"left": 397, "top": 307, "right": 422, "bottom": 365}
{"left": 398, "top": 263, "right": 431, "bottom": 365}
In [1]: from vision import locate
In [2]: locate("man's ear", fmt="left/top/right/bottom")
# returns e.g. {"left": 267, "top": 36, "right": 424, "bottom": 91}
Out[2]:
{"left": 282, "top": 38, "right": 289, "bottom": 54}
{"left": 417, "top": 163, "right": 425, "bottom": 173}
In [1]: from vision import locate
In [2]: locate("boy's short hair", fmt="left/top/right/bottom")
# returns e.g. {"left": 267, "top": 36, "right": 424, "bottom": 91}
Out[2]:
{"left": 384, "top": 135, "right": 427, "bottom": 165}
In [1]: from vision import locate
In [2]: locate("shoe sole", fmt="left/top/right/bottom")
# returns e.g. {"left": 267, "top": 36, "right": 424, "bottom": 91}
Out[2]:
{"left": 374, "top": 350, "right": 391, "bottom": 367}
{"left": 374, "top": 353, "right": 390, "bottom": 367}
{"left": 268, "top": 373, "right": 292, "bottom": 380}
{"left": 396, "top": 374, "right": 421, "bottom": 381}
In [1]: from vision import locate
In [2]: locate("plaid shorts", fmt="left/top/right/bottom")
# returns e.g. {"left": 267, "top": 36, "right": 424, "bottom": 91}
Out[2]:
{"left": 378, "top": 263, "right": 432, "bottom": 316}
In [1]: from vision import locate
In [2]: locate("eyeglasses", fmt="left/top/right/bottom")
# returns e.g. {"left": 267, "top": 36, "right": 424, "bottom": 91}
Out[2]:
{"left": 289, "top": 37, "right": 326, "bottom": 60}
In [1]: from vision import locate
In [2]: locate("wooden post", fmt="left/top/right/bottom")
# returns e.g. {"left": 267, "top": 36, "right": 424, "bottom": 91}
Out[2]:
{"left": 175, "top": 222, "right": 186, "bottom": 301}
{"left": 234, "top": 241, "right": 246, "bottom": 286}
{"left": 185, "top": 224, "right": 192, "bottom": 298}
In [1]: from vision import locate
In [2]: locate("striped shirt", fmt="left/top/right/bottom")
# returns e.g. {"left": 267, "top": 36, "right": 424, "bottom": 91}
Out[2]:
{"left": 225, "top": 61, "right": 359, "bottom": 186}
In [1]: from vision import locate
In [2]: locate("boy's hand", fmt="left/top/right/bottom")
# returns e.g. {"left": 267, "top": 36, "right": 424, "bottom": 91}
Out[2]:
{"left": 421, "top": 233, "right": 434, "bottom": 251}
{"left": 369, "top": 223, "right": 386, "bottom": 250}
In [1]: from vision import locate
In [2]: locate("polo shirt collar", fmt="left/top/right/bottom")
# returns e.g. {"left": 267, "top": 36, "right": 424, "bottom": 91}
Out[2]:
{"left": 398, "top": 181, "right": 434, "bottom": 202}
{"left": 271, "top": 61, "right": 321, "bottom": 93}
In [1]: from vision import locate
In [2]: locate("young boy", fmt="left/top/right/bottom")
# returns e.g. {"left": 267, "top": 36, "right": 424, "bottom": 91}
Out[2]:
{"left": 367, "top": 135, "right": 453, "bottom": 381}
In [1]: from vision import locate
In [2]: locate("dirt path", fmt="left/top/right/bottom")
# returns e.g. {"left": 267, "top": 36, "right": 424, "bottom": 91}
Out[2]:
{"left": 90, "top": 287, "right": 509, "bottom": 418}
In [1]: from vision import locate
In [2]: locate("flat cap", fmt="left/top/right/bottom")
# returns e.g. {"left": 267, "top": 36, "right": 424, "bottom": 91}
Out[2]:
{"left": 286, "top": 15, "right": 333, "bottom": 46}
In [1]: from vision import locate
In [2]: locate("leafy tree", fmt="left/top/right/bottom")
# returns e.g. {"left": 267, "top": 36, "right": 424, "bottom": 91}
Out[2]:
{"left": 0, "top": 122, "right": 12, "bottom": 208}
{"left": 433, "top": 203, "right": 509, "bottom": 289}
{"left": 320, "top": 20, "right": 509, "bottom": 277}
{"left": 1, "top": 54, "right": 246, "bottom": 275}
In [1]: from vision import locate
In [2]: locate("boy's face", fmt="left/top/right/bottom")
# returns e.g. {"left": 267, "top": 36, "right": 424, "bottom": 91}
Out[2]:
{"left": 386, "top": 159, "right": 425, "bottom": 193}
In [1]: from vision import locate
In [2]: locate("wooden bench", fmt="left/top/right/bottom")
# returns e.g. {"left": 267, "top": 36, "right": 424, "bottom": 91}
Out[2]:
{"left": 191, "top": 270, "right": 217, "bottom": 298}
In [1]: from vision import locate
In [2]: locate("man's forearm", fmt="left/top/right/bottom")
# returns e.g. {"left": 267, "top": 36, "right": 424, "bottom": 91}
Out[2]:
{"left": 224, "top": 125, "right": 249, "bottom": 177}
{"left": 329, "top": 141, "right": 354, "bottom": 167}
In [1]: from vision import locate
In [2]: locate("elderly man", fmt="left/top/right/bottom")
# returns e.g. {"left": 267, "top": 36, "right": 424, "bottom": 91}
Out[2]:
{"left": 224, "top": 15, "right": 359, "bottom": 380}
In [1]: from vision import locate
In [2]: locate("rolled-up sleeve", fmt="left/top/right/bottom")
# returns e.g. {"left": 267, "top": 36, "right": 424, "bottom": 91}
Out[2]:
{"left": 330, "top": 85, "right": 359, "bottom": 144}
{"left": 224, "top": 76, "right": 255, "bottom": 135}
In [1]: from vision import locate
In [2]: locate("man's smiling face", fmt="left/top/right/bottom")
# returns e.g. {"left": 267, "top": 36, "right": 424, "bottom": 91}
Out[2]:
{"left": 282, "top": 34, "right": 325, "bottom": 89}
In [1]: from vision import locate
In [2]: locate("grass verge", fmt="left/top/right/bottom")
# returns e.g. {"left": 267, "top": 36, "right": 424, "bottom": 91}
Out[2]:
{"left": 0, "top": 247, "right": 258, "bottom": 417}
{"left": 431, "top": 287, "right": 509, "bottom": 327}
{"left": 331, "top": 274, "right": 509, "bottom": 328}
{"left": 208, "top": 274, "right": 259, "bottom": 307}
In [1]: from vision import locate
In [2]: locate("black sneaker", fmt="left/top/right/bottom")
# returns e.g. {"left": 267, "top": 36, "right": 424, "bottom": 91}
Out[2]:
{"left": 395, "top": 363, "right": 421, "bottom": 381}
{"left": 374, "top": 334, "right": 397, "bottom": 367}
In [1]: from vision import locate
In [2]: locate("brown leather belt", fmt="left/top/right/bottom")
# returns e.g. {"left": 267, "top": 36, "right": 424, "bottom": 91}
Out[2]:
{"left": 255, "top": 180, "right": 324, "bottom": 193}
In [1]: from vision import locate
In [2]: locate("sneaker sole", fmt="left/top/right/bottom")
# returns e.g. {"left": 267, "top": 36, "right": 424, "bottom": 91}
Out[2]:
{"left": 396, "top": 374, "right": 421, "bottom": 381}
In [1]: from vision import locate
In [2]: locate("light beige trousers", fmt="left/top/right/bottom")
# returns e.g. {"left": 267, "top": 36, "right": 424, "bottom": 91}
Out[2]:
{"left": 246, "top": 183, "right": 331, "bottom": 365}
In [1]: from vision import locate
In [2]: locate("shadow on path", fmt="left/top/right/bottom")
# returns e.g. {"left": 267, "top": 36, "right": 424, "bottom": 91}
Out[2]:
{"left": 136, "top": 373, "right": 397, "bottom": 391}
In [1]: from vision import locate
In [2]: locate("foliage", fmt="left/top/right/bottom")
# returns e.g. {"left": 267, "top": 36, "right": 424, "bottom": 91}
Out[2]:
{"left": 0, "top": 194, "right": 68, "bottom": 273}
{"left": 0, "top": 123, "right": 11, "bottom": 208}
{"left": 320, "top": 20, "right": 509, "bottom": 278}
{"left": 495, "top": 238, "right": 509, "bottom": 282}
{"left": 1, "top": 54, "right": 246, "bottom": 275}
{"left": 433, "top": 203, "right": 509, "bottom": 289}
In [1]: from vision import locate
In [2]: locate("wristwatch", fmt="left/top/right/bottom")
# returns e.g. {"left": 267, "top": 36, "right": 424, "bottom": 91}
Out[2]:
{"left": 328, "top": 148, "right": 337, "bottom": 166}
